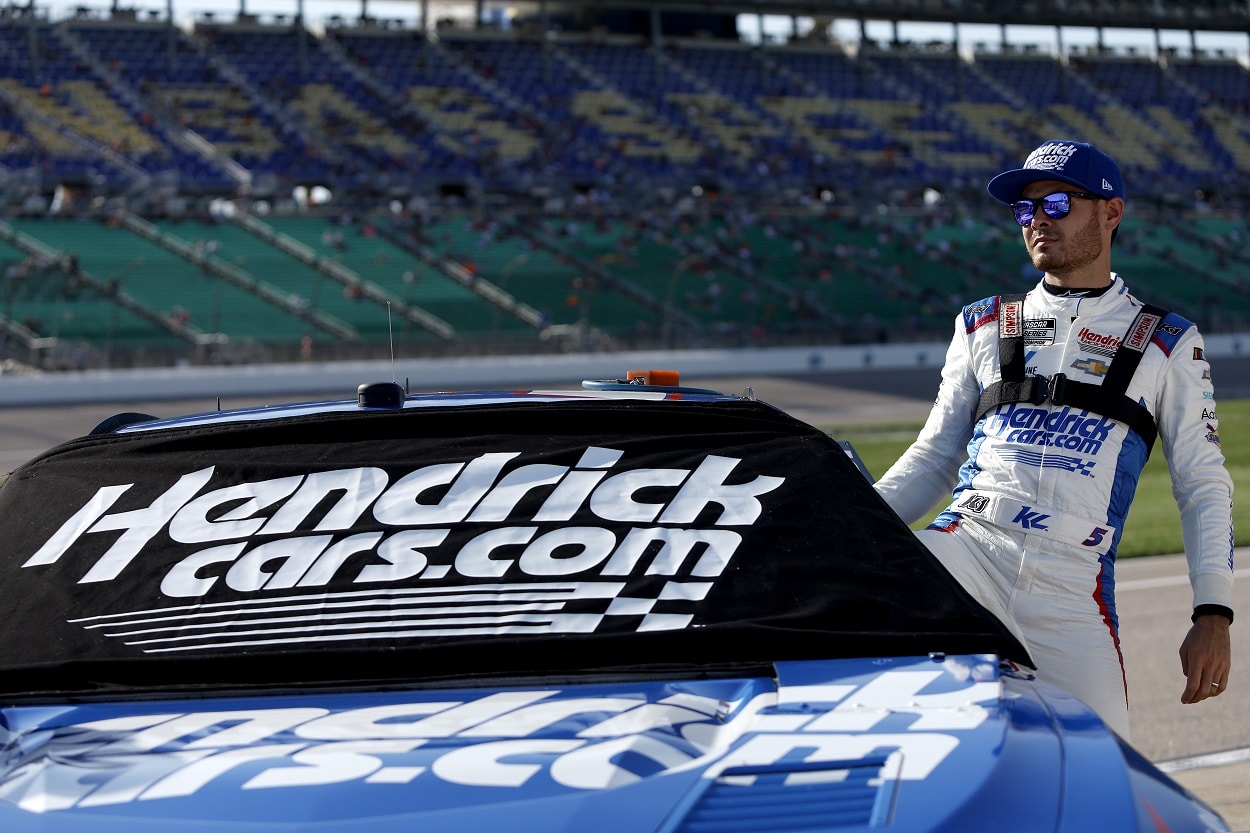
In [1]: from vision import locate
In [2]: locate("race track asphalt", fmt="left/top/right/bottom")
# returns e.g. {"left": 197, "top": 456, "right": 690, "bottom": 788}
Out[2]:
{"left": 2, "top": 357, "right": 1249, "bottom": 829}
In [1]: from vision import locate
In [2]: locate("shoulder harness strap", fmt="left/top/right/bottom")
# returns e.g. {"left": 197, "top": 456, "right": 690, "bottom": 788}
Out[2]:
{"left": 974, "top": 296, "right": 1168, "bottom": 454}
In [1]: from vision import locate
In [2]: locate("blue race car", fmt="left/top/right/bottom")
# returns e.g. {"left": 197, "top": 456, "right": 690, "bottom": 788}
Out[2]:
{"left": 0, "top": 374, "right": 1229, "bottom": 832}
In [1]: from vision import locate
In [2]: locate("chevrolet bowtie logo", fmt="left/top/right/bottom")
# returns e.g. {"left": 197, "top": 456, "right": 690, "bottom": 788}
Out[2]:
{"left": 1071, "top": 357, "right": 1111, "bottom": 377}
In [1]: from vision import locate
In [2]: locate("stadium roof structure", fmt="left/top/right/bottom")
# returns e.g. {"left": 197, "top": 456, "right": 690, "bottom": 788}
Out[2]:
{"left": 25, "top": 0, "right": 1250, "bottom": 41}
{"left": 546, "top": 0, "right": 1250, "bottom": 33}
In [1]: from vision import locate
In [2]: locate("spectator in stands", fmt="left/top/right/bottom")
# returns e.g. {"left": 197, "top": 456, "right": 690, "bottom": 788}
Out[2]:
{"left": 872, "top": 140, "right": 1234, "bottom": 740}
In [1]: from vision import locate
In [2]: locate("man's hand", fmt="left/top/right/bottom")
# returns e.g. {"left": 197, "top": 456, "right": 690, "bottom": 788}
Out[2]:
{"left": 1179, "top": 614, "right": 1231, "bottom": 704}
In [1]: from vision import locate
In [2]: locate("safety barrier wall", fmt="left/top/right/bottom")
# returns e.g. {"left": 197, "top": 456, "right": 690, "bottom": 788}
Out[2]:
{"left": 5, "top": 334, "right": 1250, "bottom": 407}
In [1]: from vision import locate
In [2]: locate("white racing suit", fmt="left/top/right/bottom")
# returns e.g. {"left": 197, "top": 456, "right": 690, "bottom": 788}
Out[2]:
{"left": 875, "top": 275, "right": 1234, "bottom": 738}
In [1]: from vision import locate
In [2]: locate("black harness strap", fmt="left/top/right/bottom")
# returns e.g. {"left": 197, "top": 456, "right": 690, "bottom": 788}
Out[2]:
{"left": 997, "top": 294, "right": 1028, "bottom": 382}
{"left": 974, "top": 297, "right": 1168, "bottom": 454}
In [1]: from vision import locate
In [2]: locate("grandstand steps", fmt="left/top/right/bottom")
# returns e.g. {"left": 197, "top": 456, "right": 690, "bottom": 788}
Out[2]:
{"left": 1137, "top": 105, "right": 1213, "bottom": 173}
{"left": 1203, "top": 106, "right": 1250, "bottom": 171}
{"left": 552, "top": 48, "right": 707, "bottom": 173}
{"left": 372, "top": 218, "right": 551, "bottom": 335}
{"left": 262, "top": 215, "right": 524, "bottom": 340}
{"left": 1041, "top": 60, "right": 1173, "bottom": 168}
{"left": 116, "top": 211, "right": 360, "bottom": 342}
{"left": 327, "top": 30, "right": 552, "bottom": 187}
{"left": 855, "top": 51, "right": 1004, "bottom": 172}
{"left": 0, "top": 78, "right": 151, "bottom": 189}
{"left": 959, "top": 55, "right": 1053, "bottom": 145}
{"left": 53, "top": 24, "right": 191, "bottom": 188}
{"left": 656, "top": 50, "right": 780, "bottom": 165}
{"left": 417, "top": 40, "right": 555, "bottom": 173}
{"left": 680, "top": 227, "right": 841, "bottom": 327}
{"left": 192, "top": 27, "right": 362, "bottom": 185}
{"left": 411, "top": 212, "right": 708, "bottom": 344}
{"left": 57, "top": 21, "right": 260, "bottom": 190}
{"left": 231, "top": 212, "right": 456, "bottom": 340}
{"left": 843, "top": 47, "right": 918, "bottom": 104}
{"left": 117, "top": 26, "right": 255, "bottom": 189}
{"left": 0, "top": 314, "right": 42, "bottom": 354}
{"left": 759, "top": 48, "right": 920, "bottom": 170}
{"left": 943, "top": 100, "right": 1025, "bottom": 160}
{"left": 421, "top": 36, "right": 537, "bottom": 125}
{"left": 495, "top": 214, "right": 701, "bottom": 340}
{"left": 1178, "top": 218, "right": 1250, "bottom": 271}
{"left": 314, "top": 31, "right": 441, "bottom": 171}
{"left": 959, "top": 58, "right": 1027, "bottom": 110}
{"left": 1110, "top": 218, "right": 1250, "bottom": 331}
{"left": 553, "top": 214, "right": 824, "bottom": 341}
{"left": 423, "top": 33, "right": 570, "bottom": 174}
{"left": 0, "top": 218, "right": 208, "bottom": 350}
{"left": 1158, "top": 63, "right": 1247, "bottom": 169}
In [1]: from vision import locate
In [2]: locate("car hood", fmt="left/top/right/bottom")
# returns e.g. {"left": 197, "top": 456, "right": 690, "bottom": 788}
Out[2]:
{"left": 0, "top": 654, "right": 1095, "bottom": 833}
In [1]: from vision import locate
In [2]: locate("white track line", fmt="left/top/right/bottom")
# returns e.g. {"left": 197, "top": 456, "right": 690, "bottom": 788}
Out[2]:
{"left": 1157, "top": 746, "right": 1250, "bottom": 773}
{"left": 1120, "top": 571, "right": 1249, "bottom": 592}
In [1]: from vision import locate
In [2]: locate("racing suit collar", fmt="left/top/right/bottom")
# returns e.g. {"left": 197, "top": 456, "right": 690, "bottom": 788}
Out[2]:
{"left": 1031, "top": 273, "right": 1123, "bottom": 313}
{"left": 1041, "top": 280, "right": 1114, "bottom": 298}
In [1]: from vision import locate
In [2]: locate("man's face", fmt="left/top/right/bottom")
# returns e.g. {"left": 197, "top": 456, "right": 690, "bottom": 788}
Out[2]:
{"left": 1018, "top": 180, "right": 1105, "bottom": 275}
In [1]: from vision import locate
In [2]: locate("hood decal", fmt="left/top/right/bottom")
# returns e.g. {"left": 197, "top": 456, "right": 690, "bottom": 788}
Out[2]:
{"left": 0, "top": 657, "right": 1003, "bottom": 819}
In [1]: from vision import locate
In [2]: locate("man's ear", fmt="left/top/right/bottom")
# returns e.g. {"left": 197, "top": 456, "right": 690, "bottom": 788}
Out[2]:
{"left": 1105, "top": 197, "right": 1125, "bottom": 233}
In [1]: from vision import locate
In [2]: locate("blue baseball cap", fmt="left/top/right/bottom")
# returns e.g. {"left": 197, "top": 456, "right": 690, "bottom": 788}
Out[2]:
{"left": 987, "top": 140, "right": 1125, "bottom": 204}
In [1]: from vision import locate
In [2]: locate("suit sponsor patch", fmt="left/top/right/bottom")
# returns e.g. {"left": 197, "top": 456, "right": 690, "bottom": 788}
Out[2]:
{"left": 1071, "top": 358, "right": 1110, "bottom": 377}
{"left": 1077, "top": 327, "right": 1120, "bottom": 358}
{"left": 1000, "top": 300, "right": 1022, "bottom": 338}
{"left": 1125, "top": 313, "right": 1160, "bottom": 352}
{"left": 1024, "top": 318, "right": 1056, "bottom": 346}
{"left": 957, "top": 494, "right": 990, "bottom": 514}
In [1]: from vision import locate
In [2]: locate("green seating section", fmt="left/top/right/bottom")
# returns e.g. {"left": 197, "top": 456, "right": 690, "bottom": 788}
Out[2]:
{"left": 152, "top": 219, "right": 382, "bottom": 341}
{"left": 421, "top": 217, "right": 657, "bottom": 337}
{"left": 9, "top": 217, "right": 334, "bottom": 345}
{"left": 5, "top": 212, "right": 1249, "bottom": 358}
{"left": 0, "top": 263, "right": 158, "bottom": 348}
{"left": 262, "top": 217, "right": 521, "bottom": 338}
{"left": 570, "top": 218, "right": 794, "bottom": 337}
{"left": 1111, "top": 218, "right": 1250, "bottom": 328}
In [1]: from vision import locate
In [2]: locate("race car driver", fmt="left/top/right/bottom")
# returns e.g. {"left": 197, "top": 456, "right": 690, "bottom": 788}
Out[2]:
{"left": 873, "top": 139, "right": 1234, "bottom": 739}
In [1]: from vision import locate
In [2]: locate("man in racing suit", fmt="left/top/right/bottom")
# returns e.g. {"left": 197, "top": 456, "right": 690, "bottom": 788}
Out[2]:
{"left": 874, "top": 140, "right": 1234, "bottom": 739}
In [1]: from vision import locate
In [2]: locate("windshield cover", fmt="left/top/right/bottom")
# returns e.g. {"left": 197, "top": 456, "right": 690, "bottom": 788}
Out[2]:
{"left": 0, "top": 398, "right": 1027, "bottom": 696}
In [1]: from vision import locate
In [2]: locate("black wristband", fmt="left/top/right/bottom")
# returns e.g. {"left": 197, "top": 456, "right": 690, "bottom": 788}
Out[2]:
{"left": 1192, "top": 604, "right": 1234, "bottom": 624}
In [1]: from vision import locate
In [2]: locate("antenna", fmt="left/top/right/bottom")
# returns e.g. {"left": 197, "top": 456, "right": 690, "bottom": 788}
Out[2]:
{"left": 387, "top": 301, "right": 396, "bottom": 383}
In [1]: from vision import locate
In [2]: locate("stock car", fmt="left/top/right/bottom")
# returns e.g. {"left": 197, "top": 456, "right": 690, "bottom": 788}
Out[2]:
{"left": 0, "top": 371, "right": 1229, "bottom": 833}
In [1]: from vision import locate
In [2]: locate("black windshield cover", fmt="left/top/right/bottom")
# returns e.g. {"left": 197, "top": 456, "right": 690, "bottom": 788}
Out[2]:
{"left": 0, "top": 398, "right": 1028, "bottom": 695}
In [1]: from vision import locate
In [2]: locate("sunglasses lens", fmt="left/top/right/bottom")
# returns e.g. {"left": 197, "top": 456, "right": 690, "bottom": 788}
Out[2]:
{"left": 1041, "top": 193, "right": 1071, "bottom": 219}
{"left": 1011, "top": 193, "right": 1074, "bottom": 226}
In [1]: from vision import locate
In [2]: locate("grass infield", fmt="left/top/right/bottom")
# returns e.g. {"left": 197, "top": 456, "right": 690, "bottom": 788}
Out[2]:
{"left": 829, "top": 399, "right": 1248, "bottom": 559}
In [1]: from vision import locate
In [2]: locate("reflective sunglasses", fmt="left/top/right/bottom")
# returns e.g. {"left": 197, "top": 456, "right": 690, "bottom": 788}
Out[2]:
{"left": 1011, "top": 191, "right": 1100, "bottom": 226}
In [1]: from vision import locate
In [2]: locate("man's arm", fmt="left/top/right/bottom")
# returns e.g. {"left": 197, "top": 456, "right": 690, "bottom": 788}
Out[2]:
{"left": 1154, "top": 324, "right": 1235, "bottom": 704}
{"left": 874, "top": 318, "right": 978, "bottom": 523}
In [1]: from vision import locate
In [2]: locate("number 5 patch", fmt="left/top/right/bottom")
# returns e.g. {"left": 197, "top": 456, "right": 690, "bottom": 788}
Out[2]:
{"left": 1081, "top": 527, "right": 1110, "bottom": 547}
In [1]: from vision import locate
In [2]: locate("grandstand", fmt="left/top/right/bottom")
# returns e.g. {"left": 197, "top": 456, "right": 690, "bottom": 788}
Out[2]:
{"left": 0, "top": 0, "right": 1249, "bottom": 369}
